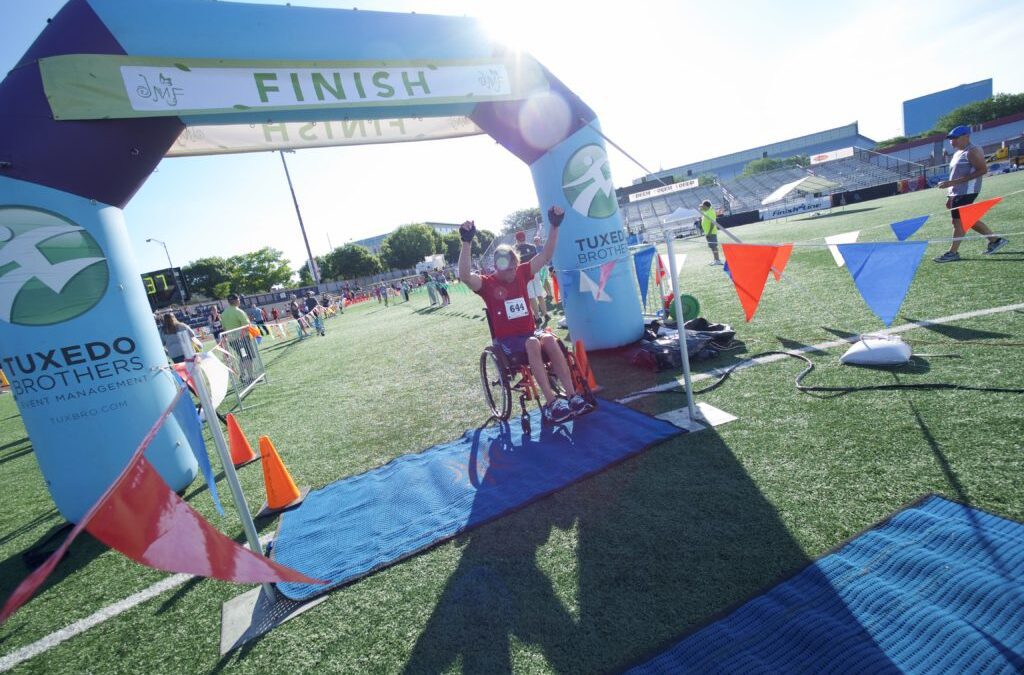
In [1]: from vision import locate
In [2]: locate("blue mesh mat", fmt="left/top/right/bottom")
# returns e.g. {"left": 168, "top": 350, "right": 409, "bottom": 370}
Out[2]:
{"left": 628, "top": 495, "right": 1024, "bottom": 674}
{"left": 273, "top": 399, "right": 683, "bottom": 600}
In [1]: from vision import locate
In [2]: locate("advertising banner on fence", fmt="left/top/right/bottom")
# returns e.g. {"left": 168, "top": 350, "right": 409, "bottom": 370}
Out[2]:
{"left": 627, "top": 179, "right": 699, "bottom": 202}
{"left": 759, "top": 196, "right": 832, "bottom": 220}
{"left": 810, "top": 147, "right": 854, "bottom": 165}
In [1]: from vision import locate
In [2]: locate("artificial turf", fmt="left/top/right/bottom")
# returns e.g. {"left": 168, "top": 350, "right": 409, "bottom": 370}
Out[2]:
{"left": 0, "top": 172, "right": 1021, "bottom": 673}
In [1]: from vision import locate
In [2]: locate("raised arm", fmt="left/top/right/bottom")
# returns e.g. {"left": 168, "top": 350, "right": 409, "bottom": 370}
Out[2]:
{"left": 530, "top": 206, "right": 564, "bottom": 276}
{"left": 457, "top": 220, "right": 483, "bottom": 292}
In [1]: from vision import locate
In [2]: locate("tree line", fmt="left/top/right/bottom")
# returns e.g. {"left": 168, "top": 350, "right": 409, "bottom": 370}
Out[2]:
{"left": 181, "top": 222, "right": 505, "bottom": 299}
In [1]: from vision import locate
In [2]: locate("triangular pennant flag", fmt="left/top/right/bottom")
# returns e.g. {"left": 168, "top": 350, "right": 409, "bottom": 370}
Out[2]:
{"left": 956, "top": 196, "right": 1001, "bottom": 232}
{"left": 598, "top": 260, "right": 617, "bottom": 298}
{"left": 825, "top": 230, "right": 860, "bottom": 267}
{"left": 722, "top": 261, "right": 732, "bottom": 280}
{"left": 655, "top": 255, "right": 668, "bottom": 283}
{"left": 837, "top": 241, "right": 927, "bottom": 326}
{"left": 0, "top": 391, "right": 323, "bottom": 624}
{"left": 170, "top": 374, "right": 224, "bottom": 516}
{"left": 579, "top": 269, "right": 613, "bottom": 302}
{"left": 770, "top": 244, "right": 793, "bottom": 281}
{"left": 890, "top": 215, "right": 929, "bottom": 241}
{"left": 633, "top": 247, "right": 655, "bottom": 306}
{"left": 721, "top": 244, "right": 780, "bottom": 321}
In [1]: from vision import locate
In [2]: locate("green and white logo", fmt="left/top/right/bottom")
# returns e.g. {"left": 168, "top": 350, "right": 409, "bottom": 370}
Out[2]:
{"left": 562, "top": 144, "right": 617, "bottom": 219}
{"left": 0, "top": 208, "right": 108, "bottom": 326}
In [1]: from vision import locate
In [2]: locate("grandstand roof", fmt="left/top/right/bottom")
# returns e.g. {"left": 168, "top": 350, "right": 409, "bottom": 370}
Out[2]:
{"left": 640, "top": 122, "right": 877, "bottom": 183}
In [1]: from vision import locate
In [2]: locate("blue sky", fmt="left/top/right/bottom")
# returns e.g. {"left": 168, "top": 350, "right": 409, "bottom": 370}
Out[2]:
{"left": 3, "top": 0, "right": 1022, "bottom": 276}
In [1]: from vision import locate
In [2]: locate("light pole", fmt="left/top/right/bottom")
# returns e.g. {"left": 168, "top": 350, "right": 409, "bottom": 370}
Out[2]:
{"left": 279, "top": 150, "right": 320, "bottom": 286}
{"left": 145, "top": 237, "right": 174, "bottom": 269}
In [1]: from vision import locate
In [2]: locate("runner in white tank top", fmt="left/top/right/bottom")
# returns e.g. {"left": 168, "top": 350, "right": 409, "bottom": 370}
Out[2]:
{"left": 933, "top": 125, "right": 1008, "bottom": 262}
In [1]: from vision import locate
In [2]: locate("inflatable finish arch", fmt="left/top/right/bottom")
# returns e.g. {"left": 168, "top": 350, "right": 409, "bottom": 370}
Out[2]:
{"left": 0, "top": 0, "right": 643, "bottom": 522}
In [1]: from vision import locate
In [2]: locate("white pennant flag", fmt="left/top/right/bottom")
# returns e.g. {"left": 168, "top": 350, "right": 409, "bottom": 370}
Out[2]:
{"left": 825, "top": 230, "right": 861, "bottom": 267}
{"left": 579, "top": 269, "right": 613, "bottom": 302}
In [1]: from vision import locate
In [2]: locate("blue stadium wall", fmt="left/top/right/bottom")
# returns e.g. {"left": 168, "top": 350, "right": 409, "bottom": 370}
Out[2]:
{"left": 903, "top": 79, "right": 992, "bottom": 136}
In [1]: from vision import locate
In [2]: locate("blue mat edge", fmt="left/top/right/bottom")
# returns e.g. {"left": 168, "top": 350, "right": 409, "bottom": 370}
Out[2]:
{"left": 271, "top": 398, "right": 685, "bottom": 601}
{"left": 614, "top": 492, "right": 1024, "bottom": 673}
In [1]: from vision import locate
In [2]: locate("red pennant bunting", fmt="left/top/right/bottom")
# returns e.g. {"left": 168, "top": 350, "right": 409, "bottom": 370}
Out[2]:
{"left": 597, "top": 260, "right": 617, "bottom": 297}
{"left": 0, "top": 387, "right": 322, "bottom": 625}
{"left": 654, "top": 255, "right": 667, "bottom": 283}
{"left": 722, "top": 244, "right": 782, "bottom": 321}
{"left": 86, "top": 453, "right": 322, "bottom": 584}
{"left": 770, "top": 244, "right": 794, "bottom": 281}
{"left": 956, "top": 196, "right": 1001, "bottom": 232}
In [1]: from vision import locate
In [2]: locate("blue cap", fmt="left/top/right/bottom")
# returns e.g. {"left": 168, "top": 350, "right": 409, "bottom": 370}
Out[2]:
{"left": 946, "top": 125, "right": 971, "bottom": 139}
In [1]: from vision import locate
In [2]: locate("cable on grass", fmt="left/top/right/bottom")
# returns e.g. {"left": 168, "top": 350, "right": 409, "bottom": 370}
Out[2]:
{"left": 665, "top": 350, "right": 1024, "bottom": 397}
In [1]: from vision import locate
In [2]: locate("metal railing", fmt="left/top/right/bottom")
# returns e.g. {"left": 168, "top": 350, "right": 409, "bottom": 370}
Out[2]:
{"left": 217, "top": 325, "right": 268, "bottom": 408}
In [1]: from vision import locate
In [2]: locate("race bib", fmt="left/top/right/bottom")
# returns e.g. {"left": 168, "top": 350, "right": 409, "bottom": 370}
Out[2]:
{"left": 504, "top": 297, "right": 529, "bottom": 320}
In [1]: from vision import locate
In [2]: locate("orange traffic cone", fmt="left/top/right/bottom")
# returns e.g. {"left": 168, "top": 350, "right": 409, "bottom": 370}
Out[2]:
{"left": 574, "top": 340, "right": 600, "bottom": 391}
{"left": 225, "top": 413, "right": 259, "bottom": 468}
{"left": 255, "top": 436, "right": 308, "bottom": 518}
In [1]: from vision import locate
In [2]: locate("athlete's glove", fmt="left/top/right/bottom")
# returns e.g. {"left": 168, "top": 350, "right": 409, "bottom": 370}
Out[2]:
{"left": 460, "top": 220, "right": 476, "bottom": 242}
{"left": 547, "top": 206, "right": 565, "bottom": 228}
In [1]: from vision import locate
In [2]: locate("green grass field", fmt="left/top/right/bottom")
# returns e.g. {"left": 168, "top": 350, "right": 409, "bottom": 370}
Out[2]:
{"left": 1, "top": 173, "right": 1022, "bottom": 673}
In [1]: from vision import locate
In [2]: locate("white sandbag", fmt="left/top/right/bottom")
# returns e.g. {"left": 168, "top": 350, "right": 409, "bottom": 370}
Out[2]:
{"left": 840, "top": 335, "right": 911, "bottom": 366}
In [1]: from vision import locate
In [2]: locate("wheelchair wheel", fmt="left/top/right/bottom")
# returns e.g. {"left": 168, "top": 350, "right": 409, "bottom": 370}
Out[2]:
{"left": 480, "top": 347, "right": 512, "bottom": 420}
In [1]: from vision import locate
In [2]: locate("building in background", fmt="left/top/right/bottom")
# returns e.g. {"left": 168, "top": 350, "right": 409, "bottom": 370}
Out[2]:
{"left": 902, "top": 79, "right": 993, "bottom": 137}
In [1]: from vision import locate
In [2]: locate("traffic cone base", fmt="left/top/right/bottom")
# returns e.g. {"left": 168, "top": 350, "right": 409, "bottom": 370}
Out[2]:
{"left": 256, "top": 436, "right": 307, "bottom": 518}
{"left": 226, "top": 413, "right": 259, "bottom": 468}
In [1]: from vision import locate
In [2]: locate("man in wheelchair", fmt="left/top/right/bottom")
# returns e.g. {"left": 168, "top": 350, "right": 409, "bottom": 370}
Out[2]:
{"left": 459, "top": 206, "right": 589, "bottom": 423}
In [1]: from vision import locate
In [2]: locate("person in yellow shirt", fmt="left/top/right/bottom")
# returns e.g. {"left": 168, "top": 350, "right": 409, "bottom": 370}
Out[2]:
{"left": 698, "top": 200, "right": 723, "bottom": 265}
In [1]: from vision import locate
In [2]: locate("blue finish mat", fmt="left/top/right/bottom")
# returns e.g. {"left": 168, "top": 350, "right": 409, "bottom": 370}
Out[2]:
{"left": 627, "top": 495, "right": 1024, "bottom": 674}
{"left": 272, "top": 399, "right": 683, "bottom": 600}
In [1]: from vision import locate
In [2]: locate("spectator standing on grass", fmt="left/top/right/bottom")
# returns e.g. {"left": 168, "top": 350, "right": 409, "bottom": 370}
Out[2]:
{"left": 208, "top": 305, "right": 222, "bottom": 341}
{"left": 933, "top": 125, "right": 1008, "bottom": 263}
{"left": 248, "top": 304, "right": 269, "bottom": 336}
{"left": 423, "top": 272, "right": 439, "bottom": 306}
{"left": 698, "top": 200, "right": 723, "bottom": 265}
{"left": 160, "top": 313, "right": 199, "bottom": 364}
{"left": 289, "top": 296, "right": 309, "bottom": 338}
{"left": 434, "top": 272, "right": 450, "bottom": 306}
{"left": 220, "top": 293, "right": 255, "bottom": 381}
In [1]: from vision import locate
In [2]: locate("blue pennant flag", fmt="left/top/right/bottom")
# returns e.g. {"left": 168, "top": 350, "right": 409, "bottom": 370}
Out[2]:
{"left": 837, "top": 241, "right": 927, "bottom": 326}
{"left": 633, "top": 247, "right": 656, "bottom": 308}
{"left": 722, "top": 260, "right": 733, "bottom": 281}
{"left": 171, "top": 372, "right": 224, "bottom": 515}
{"left": 889, "top": 215, "right": 929, "bottom": 241}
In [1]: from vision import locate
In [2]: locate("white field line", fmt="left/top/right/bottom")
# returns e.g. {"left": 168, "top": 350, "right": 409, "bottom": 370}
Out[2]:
{"left": 4, "top": 301, "right": 1024, "bottom": 670}
{"left": 0, "top": 534, "right": 274, "bottom": 672}
{"left": 618, "top": 302, "right": 1024, "bottom": 403}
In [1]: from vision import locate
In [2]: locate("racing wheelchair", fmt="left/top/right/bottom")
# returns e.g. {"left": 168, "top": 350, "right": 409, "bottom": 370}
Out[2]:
{"left": 479, "top": 309, "right": 597, "bottom": 433}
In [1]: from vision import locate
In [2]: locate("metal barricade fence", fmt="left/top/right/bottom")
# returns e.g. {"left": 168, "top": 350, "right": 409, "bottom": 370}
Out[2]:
{"left": 217, "top": 325, "right": 268, "bottom": 409}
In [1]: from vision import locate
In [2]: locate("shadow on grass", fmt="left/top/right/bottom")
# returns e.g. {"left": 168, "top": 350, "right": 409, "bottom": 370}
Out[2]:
{"left": 402, "top": 424, "right": 895, "bottom": 672}
{"left": 776, "top": 335, "right": 829, "bottom": 355}
{"left": 0, "top": 527, "right": 106, "bottom": 613}
{"left": 0, "top": 440, "right": 32, "bottom": 467}
{"left": 901, "top": 317, "right": 1011, "bottom": 341}
{"left": 821, "top": 326, "right": 858, "bottom": 340}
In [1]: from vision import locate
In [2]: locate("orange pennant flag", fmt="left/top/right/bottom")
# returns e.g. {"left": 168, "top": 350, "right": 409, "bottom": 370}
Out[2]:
{"left": 770, "top": 244, "right": 794, "bottom": 281}
{"left": 722, "top": 244, "right": 782, "bottom": 321}
{"left": 956, "top": 196, "right": 1001, "bottom": 232}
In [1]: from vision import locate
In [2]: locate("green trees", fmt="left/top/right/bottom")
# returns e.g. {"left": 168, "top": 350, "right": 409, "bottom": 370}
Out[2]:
{"left": 876, "top": 92, "right": 1024, "bottom": 148}
{"left": 500, "top": 207, "right": 541, "bottom": 235}
{"left": 934, "top": 92, "right": 1024, "bottom": 131}
{"left": 440, "top": 228, "right": 495, "bottom": 264}
{"left": 740, "top": 155, "right": 809, "bottom": 176}
{"left": 182, "top": 247, "right": 293, "bottom": 298}
{"left": 379, "top": 224, "right": 440, "bottom": 269}
{"left": 324, "top": 244, "right": 382, "bottom": 279}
